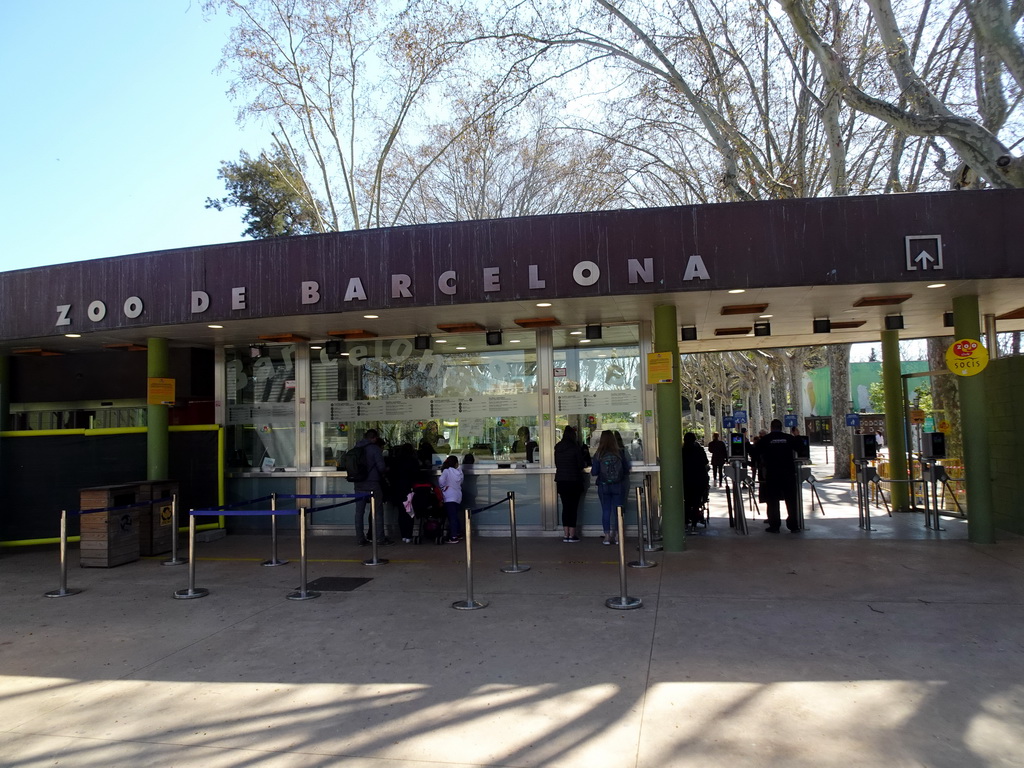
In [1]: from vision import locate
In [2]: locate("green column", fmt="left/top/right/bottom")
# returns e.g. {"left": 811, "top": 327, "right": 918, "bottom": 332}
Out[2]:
{"left": 654, "top": 305, "right": 685, "bottom": 551}
{"left": 953, "top": 295, "right": 994, "bottom": 543}
{"left": 0, "top": 354, "right": 9, "bottom": 428}
{"left": 147, "top": 337, "right": 170, "bottom": 481}
{"left": 880, "top": 330, "right": 910, "bottom": 512}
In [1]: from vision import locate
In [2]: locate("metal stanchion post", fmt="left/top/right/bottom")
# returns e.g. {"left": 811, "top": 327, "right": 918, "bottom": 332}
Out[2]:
{"left": 262, "top": 492, "right": 288, "bottom": 566}
{"left": 629, "top": 487, "right": 656, "bottom": 568}
{"left": 162, "top": 493, "right": 187, "bottom": 566}
{"left": 362, "top": 493, "right": 388, "bottom": 566}
{"left": 453, "top": 508, "right": 488, "bottom": 610}
{"left": 644, "top": 474, "right": 661, "bottom": 542}
{"left": 174, "top": 513, "right": 209, "bottom": 599}
{"left": 501, "top": 491, "right": 530, "bottom": 574}
{"left": 606, "top": 506, "right": 642, "bottom": 610}
{"left": 644, "top": 478, "right": 663, "bottom": 551}
{"left": 45, "top": 510, "right": 82, "bottom": 598}
{"left": 287, "top": 508, "right": 321, "bottom": 600}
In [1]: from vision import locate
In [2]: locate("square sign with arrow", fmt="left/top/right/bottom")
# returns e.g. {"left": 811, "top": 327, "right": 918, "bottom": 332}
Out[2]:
{"left": 905, "top": 235, "right": 943, "bottom": 271}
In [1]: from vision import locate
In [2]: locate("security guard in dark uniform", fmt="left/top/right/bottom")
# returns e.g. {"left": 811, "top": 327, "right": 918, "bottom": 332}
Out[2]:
{"left": 750, "top": 419, "right": 803, "bottom": 533}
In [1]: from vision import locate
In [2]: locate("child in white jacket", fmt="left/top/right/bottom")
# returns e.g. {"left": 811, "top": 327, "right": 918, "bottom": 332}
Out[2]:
{"left": 439, "top": 455, "right": 464, "bottom": 543}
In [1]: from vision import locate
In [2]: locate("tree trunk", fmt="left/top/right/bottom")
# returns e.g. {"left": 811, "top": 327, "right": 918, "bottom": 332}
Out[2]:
{"left": 828, "top": 343, "right": 852, "bottom": 479}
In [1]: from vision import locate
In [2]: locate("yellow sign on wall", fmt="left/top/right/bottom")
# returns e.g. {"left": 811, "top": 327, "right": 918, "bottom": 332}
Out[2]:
{"left": 148, "top": 377, "right": 176, "bottom": 405}
{"left": 647, "top": 352, "right": 674, "bottom": 384}
{"left": 945, "top": 339, "right": 989, "bottom": 377}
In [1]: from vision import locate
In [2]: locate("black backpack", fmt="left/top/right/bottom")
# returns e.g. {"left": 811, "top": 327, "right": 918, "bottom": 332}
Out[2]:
{"left": 344, "top": 444, "right": 369, "bottom": 482}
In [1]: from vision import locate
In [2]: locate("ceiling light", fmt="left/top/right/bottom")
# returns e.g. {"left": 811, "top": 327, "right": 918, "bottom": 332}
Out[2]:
{"left": 569, "top": 331, "right": 583, "bottom": 336}
{"left": 363, "top": 314, "right": 379, "bottom": 319}
{"left": 64, "top": 333, "right": 81, "bottom": 338}
{"left": 208, "top": 324, "right": 223, "bottom": 329}
{"left": 728, "top": 289, "right": 745, "bottom": 294}
{"left": 537, "top": 302, "right": 552, "bottom": 307}
{"left": 435, "top": 339, "right": 448, "bottom": 344}
{"left": 456, "top": 346, "right": 467, "bottom": 350}
{"left": 579, "top": 339, "right": 591, "bottom": 344}
{"left": 310, "top": 345, "right": 323, "bottom": 350}
{"left": 759, "top": 314, "right": 773, "bottom": 319}
{"left": 927, "top": 283, "right": 946, "bottom": 289}
{"left": 509, "top": 339, "right": 521, "bottom": 344}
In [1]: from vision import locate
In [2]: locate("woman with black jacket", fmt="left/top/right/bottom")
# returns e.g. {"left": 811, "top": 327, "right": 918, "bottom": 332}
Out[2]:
{"left": 554, "top": 426, "right": 587, "bottom": 542}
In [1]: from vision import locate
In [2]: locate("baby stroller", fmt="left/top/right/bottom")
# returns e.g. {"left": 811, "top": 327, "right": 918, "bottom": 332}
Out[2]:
{"left": 410, "top": 482, "right": 446, "bottom": 544}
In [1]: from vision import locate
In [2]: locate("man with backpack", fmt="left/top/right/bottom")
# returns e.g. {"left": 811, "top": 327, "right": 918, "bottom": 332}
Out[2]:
{"left": 591, "top": 429, "right": 631, "bottom": 545}
{"left": 346, "top": 428, "right": 391, "bottom": 546}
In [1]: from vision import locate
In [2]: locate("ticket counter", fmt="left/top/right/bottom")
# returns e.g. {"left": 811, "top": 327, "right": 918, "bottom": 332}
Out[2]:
{"left": 222, "top": 323, "right": 657, "bottom": 535}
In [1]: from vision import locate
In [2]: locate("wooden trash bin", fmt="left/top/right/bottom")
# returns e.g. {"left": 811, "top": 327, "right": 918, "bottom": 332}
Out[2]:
{"left": 79, "top": 485, "right": 141, "bottom": 568}
{"left": 137, "top": 480, "right": 178, "bottom": 556}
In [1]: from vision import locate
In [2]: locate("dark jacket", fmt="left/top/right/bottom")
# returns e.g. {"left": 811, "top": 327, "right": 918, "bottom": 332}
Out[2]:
{"left": 355, "top": 437, "right": 386, "bottom": 486}
{"left": 554, "top": 435, "right": 586, "bottom": 482}
{"left": 707, "top": 438, "right": 728, "bottom": 466}
{"left": 749, "top": 430, "right": 801, "bottom": 500}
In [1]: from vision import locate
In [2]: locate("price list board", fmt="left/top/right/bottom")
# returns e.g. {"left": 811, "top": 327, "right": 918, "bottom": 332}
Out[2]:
{"left": 227, "top": 403, "right": 295, "bottom": 425}
{"left": 556, "top": 389, "right": 641, "bottom": 415}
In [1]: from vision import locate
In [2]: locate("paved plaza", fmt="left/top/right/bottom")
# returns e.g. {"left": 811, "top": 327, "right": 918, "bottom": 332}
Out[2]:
{"left": 2, "top": 469, "right": 1023, "bottom": 767}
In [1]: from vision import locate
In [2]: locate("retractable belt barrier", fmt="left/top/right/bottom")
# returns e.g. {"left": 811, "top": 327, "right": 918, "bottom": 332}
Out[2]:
{"left": 607, "top": 505, "right": 642, "bottom": 610}
{"left": 44, "top": 496, "right": 176, "bottom": 598}
{"left": 628, "top": 487, "right": 657, "bottom": 569}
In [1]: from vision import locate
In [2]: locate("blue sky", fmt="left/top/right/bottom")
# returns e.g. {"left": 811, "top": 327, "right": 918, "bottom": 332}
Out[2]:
{"left": 0, "top": 1, "right": 260, "bottom": 272}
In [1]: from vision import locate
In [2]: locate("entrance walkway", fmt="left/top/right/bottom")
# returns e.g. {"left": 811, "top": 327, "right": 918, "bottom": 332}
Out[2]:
{"left": 1, "top": 473, "right": 1021, "bottom": 767}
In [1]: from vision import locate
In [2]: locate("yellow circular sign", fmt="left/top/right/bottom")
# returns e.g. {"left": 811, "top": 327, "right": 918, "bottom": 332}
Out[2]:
{"left": 945, "top": 338, "right": 989, "bottom": 377}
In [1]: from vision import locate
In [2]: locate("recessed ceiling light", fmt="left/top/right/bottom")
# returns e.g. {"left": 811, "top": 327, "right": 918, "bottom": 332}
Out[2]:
{"left": 435, "top": 339, "right": 448, "bottom": 343}
{"left": 759, "top": 314, "right": 773, "bottom": 319}
{"left": 456, "top": 346, "right": 467, "bottom": 350}
{"left": 927, "top": 283, "right": 946, "bottom": 289}
{"left": 537, "top": 302, "right": 552, "bottom": 307}
{"left": 509, "top": 339, "right": 521, "bottom": 343}
{"left": 363, "top": 314, "right": 379, "bottom": 319}
{"left": 579, "top": 339, "right": 591, "bottom": 344}
{"left": 208, "top": 324, "right": 224, "bottom": 329}
{"left": 64, "top": 333, "right": 81, "bottom": 338}
{"left": 569, "top": 331, "right": 583, "bottom": 336}
{"left": 728, "top": 289, "right": 745, "bottom": 294}
{"left": 310, "top": 345, "right": 323, "bottom": 350}
{"left": 340, "top": 352, "right": 350, "bottom": 356}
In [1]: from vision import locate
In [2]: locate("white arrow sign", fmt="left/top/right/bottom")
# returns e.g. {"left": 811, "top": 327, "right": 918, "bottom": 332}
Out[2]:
{"left": 905, "top": 235, "right": 943, "bottom": 271}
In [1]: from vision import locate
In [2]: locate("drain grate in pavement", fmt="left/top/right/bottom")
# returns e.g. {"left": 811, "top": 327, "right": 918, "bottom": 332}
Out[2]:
{"left": 303, "top": 576, "right": 372, "bottom": 592}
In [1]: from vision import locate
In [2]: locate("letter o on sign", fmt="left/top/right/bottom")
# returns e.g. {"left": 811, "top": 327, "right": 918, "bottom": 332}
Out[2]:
{"left": 573, "top": 260, "right": 600, "bottom": 287}
{"left": 87, "top": 300, "right": 107, "bottom": 322}
{"left": 123, "top": 296, "right": 144, "bottom": 319}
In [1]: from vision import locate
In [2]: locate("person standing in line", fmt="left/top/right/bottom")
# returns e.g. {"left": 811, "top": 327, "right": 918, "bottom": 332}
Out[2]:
{"left": 385, "top": 443, "right": 420, "bottom": 543}
{"left": 591, "top": 430, "right": 631, "bottom": 545}
{"left": 554, "top": 426, "right": 587, "bottom": 542}
{"left": 707, "top": 432, "right": 727, "bottom": 486}
{"left": 439, "top": 455, "right": 464, "bottom": 543}
{"left": 681, "top": 432, "right": 710, "bottom": 529}
{"left": 749, "top": 418, "right": 803, "bottom": 533}
{"left": 354, "top": 429, "right": 392, "bottom": 546}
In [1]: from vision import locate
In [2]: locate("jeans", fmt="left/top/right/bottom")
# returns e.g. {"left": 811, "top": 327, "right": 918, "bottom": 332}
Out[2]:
{"left": 444, "top": 501, "right": 462, "bottom": 538}
{"left": 597, "top": 483, "right": 625, "bottom": 535}
{"left": 354, "top": 483, "right": 383, "bottom": 542}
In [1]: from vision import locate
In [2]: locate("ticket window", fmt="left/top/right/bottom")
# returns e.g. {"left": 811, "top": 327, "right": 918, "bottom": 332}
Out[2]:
{"left": 553, "top": 326, "right": 644, "bottom": 463}
{"left": 309, "top": 334, "right": 538, "bottom": 466}
{"left": 225, "top": 343, "right": 298, "bottom": 470}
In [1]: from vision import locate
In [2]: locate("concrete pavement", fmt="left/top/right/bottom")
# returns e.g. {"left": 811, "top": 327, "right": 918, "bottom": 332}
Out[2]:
{"left": 2, "top": 477, "right": 1023, "bottom": 767}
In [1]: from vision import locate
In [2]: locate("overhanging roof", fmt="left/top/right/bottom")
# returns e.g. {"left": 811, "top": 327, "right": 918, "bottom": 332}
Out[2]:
{"left": 1, "top": 190, "right": 1022, "bottom": 354}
